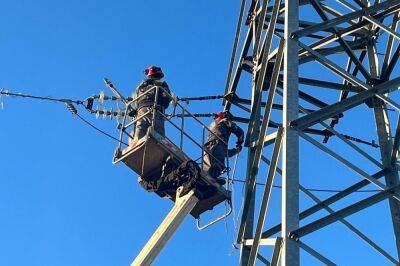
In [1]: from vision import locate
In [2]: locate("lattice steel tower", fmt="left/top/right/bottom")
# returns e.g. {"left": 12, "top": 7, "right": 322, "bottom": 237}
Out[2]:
{"left": 223, "top": 0, "right": 400, "bottom": 264}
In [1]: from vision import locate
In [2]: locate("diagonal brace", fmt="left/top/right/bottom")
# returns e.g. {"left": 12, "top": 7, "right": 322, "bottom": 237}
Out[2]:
{"left": 290, "top": 184, "right": 400, "bottom": 238}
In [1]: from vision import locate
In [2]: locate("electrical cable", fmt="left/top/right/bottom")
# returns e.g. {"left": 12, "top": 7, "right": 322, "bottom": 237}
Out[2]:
{"left": 74, "top": 112, "right": 128, "bottom": 145}
{"left": 0, "top": 88, "right": 386, "bottom": 194}
{"left": 178, "top": 95, "right": 224, "bottom": 102}
{"left": 0, "top": 89, "right": 84, "bottom": 105}
{"left": 63, "top": 102, "right": 127, "bottom": 145}
{"left": 0, "top": 89, "right": 126, "bottom": 145}
{"left": 230, "top": 178, "right": 381, "bottom": 193}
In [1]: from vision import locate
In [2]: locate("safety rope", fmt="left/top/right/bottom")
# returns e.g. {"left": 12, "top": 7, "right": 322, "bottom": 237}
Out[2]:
{"left": 228, "top": 153, "right": 243, "bottom": 252}
{"left": 224, "top": 155, "right": 231, "bottom": 233}
{"left": 229, "top": 154, "right": 240, "bottom": 231}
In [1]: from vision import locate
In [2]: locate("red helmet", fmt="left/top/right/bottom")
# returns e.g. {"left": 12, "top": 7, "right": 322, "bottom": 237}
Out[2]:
{"left": 215, "top": 111, "right": 225, "bottom": 120}
{"left": 215, "top": 111, "right": 232, "bottom": 120}
{"left": 144, "top": 65, "right": 164, "bottom": 78}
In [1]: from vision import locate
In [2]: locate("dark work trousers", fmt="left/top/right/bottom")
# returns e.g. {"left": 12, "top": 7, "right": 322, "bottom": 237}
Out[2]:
{"left": 203, "top": 140, "right": 227, "bottom": 178}
{"left": 133, "top": 106, "right": 166, "bottom": 141}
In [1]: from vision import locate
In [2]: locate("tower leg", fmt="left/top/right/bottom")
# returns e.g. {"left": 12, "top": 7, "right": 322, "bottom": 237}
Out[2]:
{"left": 373, "top": 103, "right": 400, "bottom": 260}
{"left": 282, "top": 0, "right": 299, "bottom": 263}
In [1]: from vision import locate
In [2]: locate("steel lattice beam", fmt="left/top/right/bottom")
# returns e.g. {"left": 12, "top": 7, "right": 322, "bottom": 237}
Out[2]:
{"left": 223, "top": 0, "right": 400, "bottom": 264}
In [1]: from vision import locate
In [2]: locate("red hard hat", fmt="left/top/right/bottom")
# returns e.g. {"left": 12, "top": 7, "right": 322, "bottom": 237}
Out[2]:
{"left": 215, "top": 111, "right": 226, "bottom": 120}
{"left": 144, "top": 65, "right": 164, "bottom": 78}
{"left": 215, "top": 111, "right": 232, "bottom": 120}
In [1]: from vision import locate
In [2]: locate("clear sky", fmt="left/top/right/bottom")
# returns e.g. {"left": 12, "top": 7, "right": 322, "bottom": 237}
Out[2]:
{"left": 0, "top": 1, "right": 398, "bottom": 265}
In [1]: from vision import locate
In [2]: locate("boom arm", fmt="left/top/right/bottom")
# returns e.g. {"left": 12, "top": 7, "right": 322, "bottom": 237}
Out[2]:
{"left": 131, "top": 187, "right": 199, "bottom": 266}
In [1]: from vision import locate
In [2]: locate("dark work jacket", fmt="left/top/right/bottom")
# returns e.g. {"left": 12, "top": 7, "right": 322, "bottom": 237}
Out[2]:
{"left": 135, "top": 78, "right": 171, "bottom": 110}
{"left": 206, "top": 118, "right": 244, "bottom": 146}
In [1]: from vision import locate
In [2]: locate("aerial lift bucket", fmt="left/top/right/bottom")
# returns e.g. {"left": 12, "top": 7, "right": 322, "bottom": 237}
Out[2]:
{"left": 114, "top": 129, "right": 232, "bottom": 265}
{"left": 113, "top": 128, "right": 231, "bottom": 219}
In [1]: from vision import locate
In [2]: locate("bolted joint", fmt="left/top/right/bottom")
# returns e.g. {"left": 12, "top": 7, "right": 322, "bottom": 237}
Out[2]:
{"left": 288, "top": 232, "right": 299, "bottom": 242}
{"left": 368, "top": 77, "right": 381, "bottom": 86}
{"left": 223, "top": 92, "right": 239, "bottom": 103}
{"left": 289, "top": 120, "right": 298, "bottom": 128}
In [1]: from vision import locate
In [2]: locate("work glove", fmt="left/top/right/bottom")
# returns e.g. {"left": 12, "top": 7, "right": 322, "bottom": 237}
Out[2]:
{"left": 170, "top": 92, "right": 178, "bottom": 104}
{"left": 127, "top": 108, "right": 137, "bottom": 117}
{"left": 227, "top": 145, "right": 242, "bottom": 157}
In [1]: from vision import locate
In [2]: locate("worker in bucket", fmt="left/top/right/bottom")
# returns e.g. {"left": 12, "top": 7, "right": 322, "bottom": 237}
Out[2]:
{"left": 203, "top": 111, "right": 244, "bottom": 185}
{"left": 131, "top": 65, "right": 172, "bottom": 143}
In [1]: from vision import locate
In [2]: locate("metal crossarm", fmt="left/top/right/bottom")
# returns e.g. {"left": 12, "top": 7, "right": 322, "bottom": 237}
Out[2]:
{"left": 291, "top": 77, "right": 400, "bottom": 130}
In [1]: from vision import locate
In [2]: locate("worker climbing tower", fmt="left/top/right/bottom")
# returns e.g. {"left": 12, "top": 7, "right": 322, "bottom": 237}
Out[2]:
{"left": 224, "top": 0, "right": 400, "bottom": 265}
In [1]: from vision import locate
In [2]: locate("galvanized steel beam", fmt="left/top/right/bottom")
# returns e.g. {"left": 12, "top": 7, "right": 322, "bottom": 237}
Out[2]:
{"left": 247, "top": 127, "right": 283, "bottom": 265}
{"left": 291, "top": 77, "right": 400, "bottom": 130}
{"left": 291, "top": 184, "right": 400, "bottom": 238}
{"left": 281, "top": 0, "right": 299, "bottom": 262}
{"left": 262, "top": 169, "right": 388, "bottom": 237}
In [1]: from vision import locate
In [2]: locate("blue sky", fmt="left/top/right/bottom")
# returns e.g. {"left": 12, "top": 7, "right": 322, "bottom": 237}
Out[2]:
{"left": 1, "top": 1, "right": 399, "bottom": 265}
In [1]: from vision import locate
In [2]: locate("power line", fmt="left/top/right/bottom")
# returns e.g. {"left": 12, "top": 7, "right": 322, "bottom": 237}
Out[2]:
{"left": 1, "top": 89, "right": 126, "bottom": 145}
{"left": 75, "top": 112, "right": 128, "bottom": 145}
{"left": 0, "top": 89, "right": 84, "bottom": 105}
{"left": 0, "top": 88, "right": 383, "bottom": 194}
{"left": 62, "top": 101, "right": 129, "bottom": 145}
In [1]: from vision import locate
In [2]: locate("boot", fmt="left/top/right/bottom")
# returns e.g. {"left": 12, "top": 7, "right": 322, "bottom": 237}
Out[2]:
{"left": 215, "top": 177, "right": 226, "bottom": 185}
